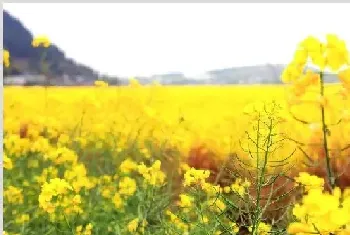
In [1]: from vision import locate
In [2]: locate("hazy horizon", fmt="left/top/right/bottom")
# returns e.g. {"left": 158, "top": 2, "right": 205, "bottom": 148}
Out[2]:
{"left": 4, "top": 3, "right": 350, "bottom": 78}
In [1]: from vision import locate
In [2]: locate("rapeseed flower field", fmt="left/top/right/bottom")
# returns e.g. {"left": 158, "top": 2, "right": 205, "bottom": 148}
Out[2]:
{"left": 3, "top": 34, "right": 350, "bottom": 234}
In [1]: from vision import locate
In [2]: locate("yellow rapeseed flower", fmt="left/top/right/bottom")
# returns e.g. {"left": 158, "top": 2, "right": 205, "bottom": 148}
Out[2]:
{"left": 288, "top": 175, "right": 350, "bottom": 234}
{"left": 294, "top": 172, "right": 324, "bottom": 192}
{"left": 4, "top": 186, "right": 24, "bottom": 204}
{"left": 230, "top": 222, "right": 240, "bottom": 233}
{"left": 248, "top": 222, "right": 272, "bottom": 235}
{"left": 127, "top": 218, "right": 139, "bottom": 233}
{"left": 201, "top": 216, "right": 209, "bottom": 224}
{"left": 32, "top": 35, "right": 51, "bottom": 48}
{"left": 118, "top": 177, "right": 137, "bottom": 196}
{"left": 38, "top": 178, "right": 76, "bottom": 214}
{"left": 287, "top": 222, "right": 316, "bottom": 234}
{"left": 339, "top": 67, "right": 350, "bottom": 91}
{"left": 76, "top": 223, "right": 93, "bottom": 235}
{"left": 177, "top": 194, "right": 194, "bottom": 208}
{"left": 325, "top": 34, "right": 349, "bottom": 71}
{"left": 119, "top": 158, "right": 138, "bottom": 174}
{"left": 183, "top": 167, "right": 210, "bottom": 187}
{"left": 208, "top": 198, "right": 226, "bottom": 213}
{"left": 112, "top": 192, "right": 123, "bottom": 209}
{"left": 137, "top": 160, "right": 166, "bottom": 187}
{"left": 15, "top": 214, "right": 30, "bottom": 224}
{"left": 165, "top": 210, "right": 189, "bottom": 233}
{"left": 231, "top": 178, "right": 247, "bottom": 197}
{"left": 3, "top": 49, "right": 10, "bottom": 68}
{"left": 3, "top": 153, "right": 13, "bottom": 170}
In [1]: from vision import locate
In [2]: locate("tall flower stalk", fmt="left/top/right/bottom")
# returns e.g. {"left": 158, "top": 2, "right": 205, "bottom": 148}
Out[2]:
{"left": 32, "top": 35, "right": 51, "bottom": 116}
{"left": 281, "top": 34, "right": 350, "bottom": 191}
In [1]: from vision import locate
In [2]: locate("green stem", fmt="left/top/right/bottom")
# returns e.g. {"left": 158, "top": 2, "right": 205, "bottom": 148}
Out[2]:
{"left": 63, "top": 212, "right": 76, "bottom": 235}
{"left": 252, "top": 115, "right": 271, "bottom": 234}
{"left": 319, "top": 72, "right": 335, "bottom": 190}
{"left": 251, "top": 112, "right": 275, "bottom": 235}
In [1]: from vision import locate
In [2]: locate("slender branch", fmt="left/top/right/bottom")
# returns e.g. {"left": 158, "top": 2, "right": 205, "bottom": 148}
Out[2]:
{"left": 342, "top": 144, "right": 350, "bottom": 152}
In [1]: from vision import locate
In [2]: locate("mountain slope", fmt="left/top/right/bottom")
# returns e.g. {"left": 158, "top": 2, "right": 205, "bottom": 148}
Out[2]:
{"left": 3, "top": 10, "right": 100, "bottom": 83}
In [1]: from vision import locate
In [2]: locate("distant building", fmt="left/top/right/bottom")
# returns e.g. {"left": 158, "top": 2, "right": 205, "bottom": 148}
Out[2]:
{"left": 4, "top": 74, "right": 46, "bottom": 85}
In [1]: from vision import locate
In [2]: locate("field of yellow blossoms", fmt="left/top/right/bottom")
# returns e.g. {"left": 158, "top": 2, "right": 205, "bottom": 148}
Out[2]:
{"left": 3, "top": 34, "right": 350, "bottom": 235}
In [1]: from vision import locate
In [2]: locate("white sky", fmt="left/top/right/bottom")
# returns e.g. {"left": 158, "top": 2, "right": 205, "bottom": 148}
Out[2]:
{"left": 4, "top": 3, "right": 350, "bottom": 78}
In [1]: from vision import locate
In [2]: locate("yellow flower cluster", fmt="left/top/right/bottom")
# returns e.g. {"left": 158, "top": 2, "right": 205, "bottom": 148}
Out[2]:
{"left": 207, "top": 198, "right": 226, "bottom": 213}
{"left": 64, "top": 163, "right": 96, "bottom": 193}
{"left": 294, "top": 172, "right": 325, "bottom": 192}
{"left": 4, "top": 186, "right": 24, "bottom": 205}
{"left": 282, "top": 34, "right": 350, "bottom": 97}
{"left": 31, "top": 35, "right": 51, "bottom": 48}
{"left": 4, "top": 134, "right": 32, "bottom": 157}
{"left": 3, "top": 49, "right": 10, "bottom": 68}
{"left": 96, "top": 172, "right": 139, "bottom": 210}
{"left": 127, "top": 218, "right": 148, "bottom": 234}
{"left": 177, "top": 193, "right": 194, "bottom": 208}
{"left": 46, "top": 146, "right": 78, "bottom": 165}
{"left": 165, "top": 210, "right": 189, "bottom": 233}
{"left": 35, "top": 166, "right": 58, "bottom": 185}
{"left": 99, "top": 176, "right": 115, "bottom": 199}
{"left": 38, "top": 178, "right": 82, "bottom": 215}
{"left": 119, "top": 158, "right": 138, "bottom": 174}
{"left": 112, "top": 191, "right": 123, "bottom": 209}
{"left": 183, "top": 167, "right": 250, "bottom": 199}
{"left": 279, "top": 34, "right": 350, "bottom": 168}
{"left": 118, "top": 177, "right": 137, "bottom": 196}
{"left": 339, "top": 67, "right": 350, "bottom": 94}
{"left": 177, "top": 193, "right": 195, "bottom": 213}
{"left": 137, "top": 160, "right": 166, "bottom": 186}
{"left": 15, "top": 214, "right": 30, "bottom": 225}
{"left": 214, "top": 222, "right": 240, "bottom": 234}
{"left": 3, "top": 153, "right": 13, "bottom": 170}
{"left": 183, "top": 167, "right": 211, "bottom": 187}
{"left": 230, "top": 178, "right": 251, "bottom": 196}
{"left": 202, "top": 183, "right": 224, "bottom": 198}
{"left": 288, "top": 174, "right": 350, "bottom": 234}
{"left": 76, "top": 223, "right": 93, "bottom": 235}
{"left": 248, "top": 222, "right": 272, "bottom": 235}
